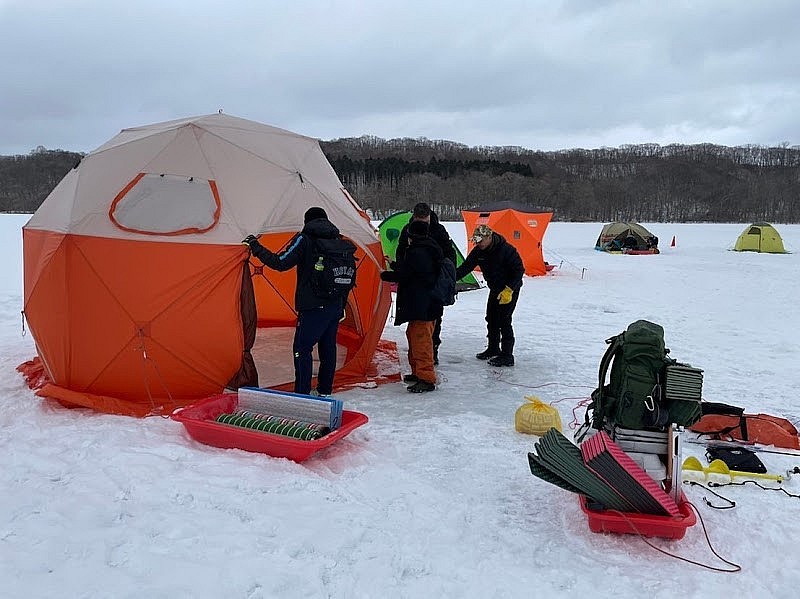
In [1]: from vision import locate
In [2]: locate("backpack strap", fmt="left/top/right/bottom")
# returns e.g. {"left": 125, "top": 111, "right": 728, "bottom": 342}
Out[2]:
{"left": 597, "top": 334, "right": 622, "bottom": 395}
{"left": 578, "top": 333, "right": 623, "bottom": 440}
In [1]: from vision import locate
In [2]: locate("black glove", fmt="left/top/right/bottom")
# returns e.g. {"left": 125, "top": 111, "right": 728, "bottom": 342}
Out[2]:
{"left": 379, "top": 270, "right": 392, "bottom": 281}
{"left": 242, "top": 235, "right": 258, "bottom": 248}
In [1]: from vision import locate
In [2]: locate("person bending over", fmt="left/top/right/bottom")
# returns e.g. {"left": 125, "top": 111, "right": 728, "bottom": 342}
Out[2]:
{"left": 456, "top": 224, "right": 523, "bottom": 367}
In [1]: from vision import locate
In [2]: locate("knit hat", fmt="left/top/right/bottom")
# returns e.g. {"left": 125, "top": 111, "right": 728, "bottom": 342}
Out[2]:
{"left": 304, "top": 207, "right": 328, "bottom": 224}
{"left": 472, "top": 224, "right": 493, "bottom": 243}
{"left": 407, "top": 220, "right": 430, "bottom": 238}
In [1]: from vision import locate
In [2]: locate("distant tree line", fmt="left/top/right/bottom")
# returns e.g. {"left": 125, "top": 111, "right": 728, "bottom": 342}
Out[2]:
{"left": 321, "top": 137, "right": 800, "bottom": 222}
{"left": 3, "top": 139, "right": 799, "bottom": 222}
{"left": 0, "top": 146, "right": 83, "bottom": 213}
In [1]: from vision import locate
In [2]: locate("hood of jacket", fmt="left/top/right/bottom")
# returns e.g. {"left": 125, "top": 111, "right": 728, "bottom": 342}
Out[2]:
{"left": 302, "top": 218, "right": 340, "bottom": 240}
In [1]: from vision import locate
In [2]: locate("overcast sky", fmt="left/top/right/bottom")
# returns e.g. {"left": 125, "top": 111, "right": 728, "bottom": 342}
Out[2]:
{"left": 2, "top": 0, "right": 799, "bottom": 155}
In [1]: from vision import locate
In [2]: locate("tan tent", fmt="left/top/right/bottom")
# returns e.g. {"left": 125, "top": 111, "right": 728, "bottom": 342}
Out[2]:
{"left": 733, "top": 222, "right": 787, "bottom": 254}
{"left": 595, "top": 222, "right": 659, "bottom": 254}
{"left": 22, "top": 113, "right": 391, "bottom": 416}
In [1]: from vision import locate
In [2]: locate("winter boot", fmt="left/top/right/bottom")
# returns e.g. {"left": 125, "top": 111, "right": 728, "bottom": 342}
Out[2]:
{"left": 476, "top": 333, "right": 501, "bottom": 360}
{"left": 488, "top": 339, "right": 515, "bottom": 367}
{"left": 476, "top": 342, "right": 501, "bottom": 360}
{"left": 488, "top": 354, "right": 515, "bottom": 367}
{"left": 403, "top": 374, "right": 419, "bottom": 384}
{"left": 407, "top": 380, "right": 436, "bottom": 393}
{"left": 476, "top": 348, "right": 500, "bottom": 360}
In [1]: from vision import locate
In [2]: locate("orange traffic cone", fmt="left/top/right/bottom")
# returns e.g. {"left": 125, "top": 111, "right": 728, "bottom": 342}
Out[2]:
{"left": 670, "top": 235, "right": 676, "bottom": 247}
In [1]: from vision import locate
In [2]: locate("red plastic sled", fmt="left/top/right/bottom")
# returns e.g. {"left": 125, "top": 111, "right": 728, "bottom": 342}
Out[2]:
{"left": 171, "top": 393, "right": 368, "bottom": 462}
{"left": 579, "top": 494, "right": 696, "bottom": 540}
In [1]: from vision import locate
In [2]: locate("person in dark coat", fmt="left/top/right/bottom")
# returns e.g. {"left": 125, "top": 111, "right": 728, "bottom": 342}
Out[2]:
{"left": 622, "top": 234, "right": 638, "bottom": 250}
{"left": 242, "top": 207, "right": 350, "bottom": 397}
{"left": 380, "top": 220, "right": 444, "bottom": 393}
{"left": 455, "top": 224, "right": 524, "bottom": 367}
{"left": 396, "top": 202, "right": 455, "bottom": 366}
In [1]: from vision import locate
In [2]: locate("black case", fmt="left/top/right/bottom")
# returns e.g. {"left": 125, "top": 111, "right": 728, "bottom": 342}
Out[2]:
{"left": 706, "top": 446, "right": 767, "bottom": 474}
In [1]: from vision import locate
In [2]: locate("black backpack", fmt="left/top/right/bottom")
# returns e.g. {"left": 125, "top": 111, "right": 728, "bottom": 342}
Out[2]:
{"left": 310, "top": 237, "right": 357, "bottom": 300}
{"left": 430, "top": 258, "right": 457, "bottom": 306}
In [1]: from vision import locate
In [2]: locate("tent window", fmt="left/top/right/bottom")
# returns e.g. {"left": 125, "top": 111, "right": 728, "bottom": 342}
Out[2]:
{"left": 109, "top": 173, "right": 221, "bottom": 235}
{"left": 748, "top": 227, "right": 761, "bottom": 235}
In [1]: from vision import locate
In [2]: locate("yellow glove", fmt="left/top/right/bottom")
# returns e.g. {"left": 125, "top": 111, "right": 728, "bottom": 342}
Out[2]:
{"left": 497, "top": 286, "right": 513, "bottom": 305}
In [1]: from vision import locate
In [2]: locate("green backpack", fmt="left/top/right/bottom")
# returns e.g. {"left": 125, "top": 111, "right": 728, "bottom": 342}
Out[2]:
{"left": 584, "top": 320, "right": 675, "bottom": 434}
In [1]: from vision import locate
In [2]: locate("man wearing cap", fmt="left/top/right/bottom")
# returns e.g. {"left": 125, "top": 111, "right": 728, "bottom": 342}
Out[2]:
{"left": 456, "top": 224, "right": 524, "bottom": 367}
{"left": 242, "top": 207, "right": 354, "bottom": 396}
{"left": 396, "top": 202, "right": 456, "bottom": 365}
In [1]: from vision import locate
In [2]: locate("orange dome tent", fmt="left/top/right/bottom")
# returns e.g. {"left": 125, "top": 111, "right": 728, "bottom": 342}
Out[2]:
{"left": 462, "top": 201, "right": 553, "bottom": 276}
{"left": 22, "top": 113, "right": 392, "bottom": 417}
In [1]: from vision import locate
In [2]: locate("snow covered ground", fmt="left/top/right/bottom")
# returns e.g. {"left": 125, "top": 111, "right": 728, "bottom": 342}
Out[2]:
{"left": 2, "top": 213, "right": 800, "bottom": 598}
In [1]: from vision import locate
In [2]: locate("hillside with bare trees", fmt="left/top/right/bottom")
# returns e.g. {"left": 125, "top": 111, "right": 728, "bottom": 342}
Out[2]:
{"left": 3, "top": 139, "right": 799, "bottom": 222}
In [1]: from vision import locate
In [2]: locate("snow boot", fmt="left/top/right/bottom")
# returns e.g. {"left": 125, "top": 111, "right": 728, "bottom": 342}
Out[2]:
{"left": 488, "top": 354, "right": 515, "bottom": 367}
{"left": 476, "top": 345, "right": 501, "bottom": 360}
{"left": 476, "top": 334, "right": 500, "bottom": 360}
{"left": 408, "top": 380, "right": 436, "bottom": 393}
{"left": 403, "top": 374, "right": 419, "bottom": 384}
{"left": 488, "top": 339, "right": 514, "bottom": 367}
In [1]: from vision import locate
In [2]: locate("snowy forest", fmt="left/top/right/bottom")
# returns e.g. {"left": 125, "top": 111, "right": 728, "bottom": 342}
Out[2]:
{"left": 2, "top": 139, "right": 799, "bottom": 222}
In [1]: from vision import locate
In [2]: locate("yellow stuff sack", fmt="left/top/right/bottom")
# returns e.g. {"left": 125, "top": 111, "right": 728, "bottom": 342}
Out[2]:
{"left": 515, "top": 396, "right": 563, "bottom": 435}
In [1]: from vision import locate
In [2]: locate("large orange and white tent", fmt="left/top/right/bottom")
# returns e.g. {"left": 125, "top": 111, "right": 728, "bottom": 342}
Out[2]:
{"left": 22, "top": 113, "right": 392, "bottom": 417}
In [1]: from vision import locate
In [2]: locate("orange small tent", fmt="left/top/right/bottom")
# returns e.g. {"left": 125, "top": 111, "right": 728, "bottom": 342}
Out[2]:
{"left": 462, "top": 201, "right": 553, "bottom": 276}
{"left": 22, "top": 113, "right": 392, "bottom": 417}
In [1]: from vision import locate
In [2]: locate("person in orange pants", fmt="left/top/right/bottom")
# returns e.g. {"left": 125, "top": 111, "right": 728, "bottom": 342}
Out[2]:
{"left": 395, "top": 202, "right": 456, "bottom": 365}
{"left": 379, "top": 220, "right": 444, "bottom": 393}
{"left": 406, "top": 320, "right": 436, "bottom": 387}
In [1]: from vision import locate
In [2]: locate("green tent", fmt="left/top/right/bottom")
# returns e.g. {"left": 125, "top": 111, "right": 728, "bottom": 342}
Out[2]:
{"left": 377, "top": 211, "right": 481, "bottom": 292}
{"left": 733, "top": 222, "right": 788, "bottom": 254}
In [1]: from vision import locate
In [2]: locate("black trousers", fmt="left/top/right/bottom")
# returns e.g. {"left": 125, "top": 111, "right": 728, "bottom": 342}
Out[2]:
{"left": 432, "top": 316, "right": 442, "bottom": 348}
{"left": 485, "top": 288, "right": 519, "bottom": 351}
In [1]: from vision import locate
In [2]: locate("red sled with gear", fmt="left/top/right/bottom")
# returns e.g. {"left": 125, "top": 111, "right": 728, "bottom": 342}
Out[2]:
{"left": 171, "top": 392, "right": 368, "bottom": 462}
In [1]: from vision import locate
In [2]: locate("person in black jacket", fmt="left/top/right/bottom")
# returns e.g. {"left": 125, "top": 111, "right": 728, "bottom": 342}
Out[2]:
{"left": 242, "top": 207, "right": 349, "bottom": 397}
{"left": 395, "top": 202, "right": 455, "bottom": 365}
{"left": 455, "top": 224, "right": 524, "bottom": 367}
{"left": 380, "top": 220, "right": 444, "bottom": 393}
{"left": 622, "top": 234, "right": 638, "bottom": 250}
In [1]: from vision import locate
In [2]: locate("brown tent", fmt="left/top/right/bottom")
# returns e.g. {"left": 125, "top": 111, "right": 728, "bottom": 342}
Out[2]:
{"left": 595, "top": 222, "right": 659, "bottom": 254}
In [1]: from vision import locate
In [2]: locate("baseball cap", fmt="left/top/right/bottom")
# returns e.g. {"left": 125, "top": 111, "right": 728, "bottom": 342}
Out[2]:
{"left": 472, "top": 224, "right": 493, "bottom": 243}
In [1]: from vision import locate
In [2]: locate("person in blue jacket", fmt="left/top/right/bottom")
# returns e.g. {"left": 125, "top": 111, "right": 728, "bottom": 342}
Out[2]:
{"left": 242, "top": 207, "right": 349, "bottom": 397}
{"left": 456, "top": 224, "right": 524, "bottom": 367}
